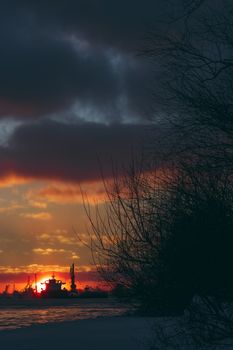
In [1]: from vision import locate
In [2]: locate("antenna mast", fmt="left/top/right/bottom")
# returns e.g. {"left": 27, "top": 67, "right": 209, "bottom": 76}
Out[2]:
{"left": 35, "top": 273, "right": 38, "bottom": 294}
{"left": 70, "top": 263, "right": 77, "bottom": 292}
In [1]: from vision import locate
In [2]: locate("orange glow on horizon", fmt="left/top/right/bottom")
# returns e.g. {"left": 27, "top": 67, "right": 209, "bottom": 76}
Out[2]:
{"left": 36, "top": 275, "right": 53, "bottom": 293}
{"left": 27, "top": 180, "right": 108, "bottom": 205}
{"left": 0, "top": 278, "right": 108, "bottom": 294}
{"left": 0, "top": 174, "right": 33, "bottom": 188}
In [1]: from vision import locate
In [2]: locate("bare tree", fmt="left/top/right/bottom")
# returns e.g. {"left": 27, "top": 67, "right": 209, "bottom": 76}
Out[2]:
{"left": 81, "top": 2, "right": 233, "bottom": 347}
{"left": 139, "top": 1, "right": 233, "bottom": 345}
{"left": 84, "top": 162, "right": 233, "bottom": 315}
{"left": 145, "top": 0, "right": 233, "bottom": 172}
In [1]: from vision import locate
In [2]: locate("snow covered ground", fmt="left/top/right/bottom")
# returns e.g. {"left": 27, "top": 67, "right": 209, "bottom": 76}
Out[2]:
{"left": 0, "top": 316, "right": 155, "bottom": 350}
{"left": 0, "top": 306, "right": 233, "bottom": 350}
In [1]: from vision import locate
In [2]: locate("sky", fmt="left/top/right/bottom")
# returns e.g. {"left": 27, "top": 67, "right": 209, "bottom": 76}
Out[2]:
{"left": 0, "top": 0, "right": 176, "bottom": 291}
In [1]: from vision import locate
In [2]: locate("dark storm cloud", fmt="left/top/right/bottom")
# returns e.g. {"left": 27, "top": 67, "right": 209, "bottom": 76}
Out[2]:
{"left": 0, "top": 22, "right": 120, "bottom": 117}
{"left": 0, "top": 120, "right": 155, "bottom": 182}
{"left": 12, "top": 0, "right": 164, "bottom": 51}
{"left": 0, "top": 0, "right": 161, "bottom": 120}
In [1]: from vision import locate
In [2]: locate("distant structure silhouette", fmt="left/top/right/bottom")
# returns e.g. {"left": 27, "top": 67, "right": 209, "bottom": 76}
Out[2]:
{"left": 40, "top": 274, "right": 67, "bottom": 298}
{"left": 70, "top": 263, "right": 77, "bottom": 292}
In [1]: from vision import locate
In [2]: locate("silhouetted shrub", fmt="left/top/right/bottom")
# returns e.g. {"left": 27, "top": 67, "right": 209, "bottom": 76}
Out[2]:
{"left": 85, "top": 165, "right": 233, "bottom": 315}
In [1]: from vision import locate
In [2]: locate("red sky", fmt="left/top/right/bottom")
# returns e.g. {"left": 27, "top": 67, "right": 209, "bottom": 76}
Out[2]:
{"left": 0, "top": 175, "right": 110, "bottom": 291}
{"left": 0, "top": 269, "right": 105, "bottom": 293}
{"left": 0, "top": 0, "right": 157, "bottom": 290}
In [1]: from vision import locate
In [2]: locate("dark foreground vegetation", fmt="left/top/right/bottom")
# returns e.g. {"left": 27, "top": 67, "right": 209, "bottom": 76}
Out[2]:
{"left": 84, "top": 0, "right": 233, "bottom": 348}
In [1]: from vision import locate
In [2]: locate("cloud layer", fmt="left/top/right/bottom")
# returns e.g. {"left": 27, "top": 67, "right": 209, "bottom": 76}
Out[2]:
{"left": 0, "top": 0, "right": 170, "bottom": 281}
{"left": 0, "top": 120, "right": 152, "bottom": 183}
{"left": 0, "top": 0, "right": 163, "bottom": 121}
